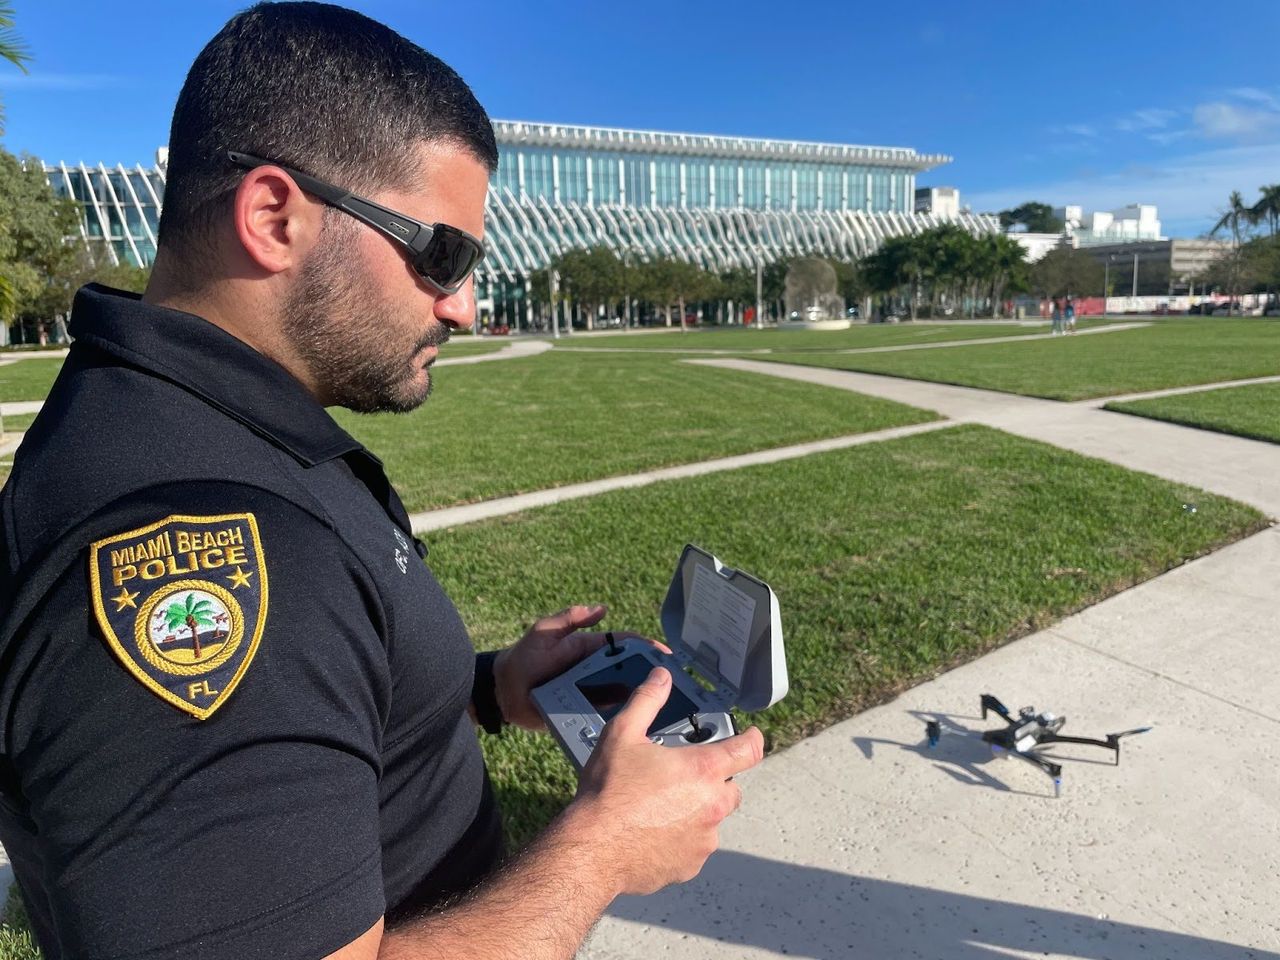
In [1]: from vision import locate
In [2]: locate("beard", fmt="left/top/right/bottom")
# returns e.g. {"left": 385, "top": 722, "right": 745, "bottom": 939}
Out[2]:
{"left": 282, "top": 218, "right": 451, "bottom": 414}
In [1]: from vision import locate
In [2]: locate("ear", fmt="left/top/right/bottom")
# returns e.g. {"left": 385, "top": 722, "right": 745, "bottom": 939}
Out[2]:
{"left": 231, "top": 166, "right": 324, "bottom": 275}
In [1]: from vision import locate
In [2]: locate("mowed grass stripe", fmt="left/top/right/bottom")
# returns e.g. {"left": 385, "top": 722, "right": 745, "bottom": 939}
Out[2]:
{"left": 427, "top": 424, "right": 1265, "bottom": 846}
{"left": 336, "top": 351, "right": 938, "bottom": 512}
{"left": 553, "top": 322, "right": 1062, "bottom": 353}
{"left": 0, "top": 359, "right": 65, "bottom": 403}
{"left": 764, "top": 319, "right": 1280, "bottom": 401}
{"left": 1105, "top": 381, "right": 1280, "bottom": 445}
{"left": 1, "top": 414, "right": 37, "bottom": 434}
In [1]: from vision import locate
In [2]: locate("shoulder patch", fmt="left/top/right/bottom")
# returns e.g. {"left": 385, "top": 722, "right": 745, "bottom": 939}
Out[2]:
{"left": 89, "top": 513, "right": 269, "bottom": 720}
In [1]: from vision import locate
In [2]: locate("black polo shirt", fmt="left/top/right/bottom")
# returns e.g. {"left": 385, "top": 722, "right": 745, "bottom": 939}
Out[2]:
{"left": 0, "top": 285, "right": 503, "bottom": 959}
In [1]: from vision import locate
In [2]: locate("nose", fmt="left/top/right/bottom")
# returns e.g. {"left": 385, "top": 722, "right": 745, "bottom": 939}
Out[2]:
{"left": 433, "top": 275, "right": 476, "bottom": 332}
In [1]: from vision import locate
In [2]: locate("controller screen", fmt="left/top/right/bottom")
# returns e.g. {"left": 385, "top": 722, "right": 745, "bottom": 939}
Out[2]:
{"left": 576, "top": 654, "right": 701, "bottom": 735}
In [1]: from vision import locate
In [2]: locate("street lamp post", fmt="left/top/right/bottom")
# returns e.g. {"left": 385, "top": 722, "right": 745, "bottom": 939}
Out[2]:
{"left": 1132, "top": 252, "right": 1139, "bottom": 298}
{"left": 755, "top": 260, "right": 763, "bottom": 330}
{"left": 1103, "top": 258, "right": 1110, "bottom": 315}
{"left": 550, "top": 269, "right": 561, "bottom": 340}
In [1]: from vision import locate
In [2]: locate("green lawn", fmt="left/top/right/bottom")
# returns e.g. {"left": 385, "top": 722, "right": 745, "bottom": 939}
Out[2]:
{"left": 438, "top": 338, "right": 509, "bottom": 355}
{"left": 0, "top": 342, "right": 501, "bottom": 407}
{"left": 335, "top": 351, "right": 938, "bottom": 512}
{"left": 764, "top": 319, "right": 1280, "bottom": 400}
{"left": 1105, "top": 381, "right": 1280, "bottom": 444}
{"left": 1, "top": 414, "right": 36, "bottom": 435}
{"left": 0, "top": 360, "right": 65, "bottom": 403}
{"left": 0, "top": 893, "right": 37, "bottom": 960}
{"left": 425, "top": 424, "right": 1265, "bottom": 847}
{"left": 552, "top": 321, "right": 1068, "bottom": 353}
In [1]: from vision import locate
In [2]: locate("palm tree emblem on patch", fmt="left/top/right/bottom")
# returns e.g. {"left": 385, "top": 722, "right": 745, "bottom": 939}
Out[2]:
{"left": 151, "top": 588, "right": 235, "bottom": 665}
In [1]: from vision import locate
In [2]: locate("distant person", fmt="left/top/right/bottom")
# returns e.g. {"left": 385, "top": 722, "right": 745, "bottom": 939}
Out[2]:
{"left": 1064, "top": 299, "right": 1077, "bottom": 334}
{"left": 1051, "top": 299, "right": 1063, "bottom": 335}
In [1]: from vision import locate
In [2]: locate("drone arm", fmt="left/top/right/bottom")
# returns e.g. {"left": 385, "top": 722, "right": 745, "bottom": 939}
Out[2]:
{"left": 1040, "top": 728, "right": 1152, "bottom": 765}
{"left": 980, "top": 694, "right": 1012, "bottom": 723}
{"left": 1008, "top": 748, "right": 1062, "bottom": 780}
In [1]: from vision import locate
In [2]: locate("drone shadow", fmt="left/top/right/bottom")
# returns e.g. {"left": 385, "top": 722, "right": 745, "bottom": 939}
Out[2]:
{"left": 851, "top": 709, "right": 1048, "bottom": 798}
{"left": 602, "top": 850, "right": 1278, "bottom": 960}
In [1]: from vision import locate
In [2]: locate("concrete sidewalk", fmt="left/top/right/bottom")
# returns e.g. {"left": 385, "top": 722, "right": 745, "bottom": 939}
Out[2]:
{"left": 583, "top": 526, "right": 1280, "bottom": 960}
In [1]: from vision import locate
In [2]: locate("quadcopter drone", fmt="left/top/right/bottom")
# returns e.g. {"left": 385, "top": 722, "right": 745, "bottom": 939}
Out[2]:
{"left": 926, "top": 694, "right": 1151, "bottom": 796}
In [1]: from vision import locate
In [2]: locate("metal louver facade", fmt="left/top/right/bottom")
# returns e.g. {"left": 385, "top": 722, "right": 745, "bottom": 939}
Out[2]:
{"left": 45, "top": 122, "right": 998, "bottom": 284}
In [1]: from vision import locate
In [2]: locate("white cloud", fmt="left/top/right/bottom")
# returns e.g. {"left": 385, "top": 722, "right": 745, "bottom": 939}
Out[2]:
{"left": 1115, "top": 108, "right": 1177, "bottom": 133}
{"left": 965, "top": 141, "right": 1280, "bottom": 236}
{"left": 1228, "top": 87, "right": 1280, "bottom": 111}
{"left": 1193, "top": 101, "right": 1280, "bottom": 140}
{"left": 1052, "top": 123, "right": 1099, "bottom": 139}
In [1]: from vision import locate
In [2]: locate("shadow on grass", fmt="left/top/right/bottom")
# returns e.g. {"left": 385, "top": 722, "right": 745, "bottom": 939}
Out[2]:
{"left": 603, "top": 849, "right": 1277, "bottom": 959}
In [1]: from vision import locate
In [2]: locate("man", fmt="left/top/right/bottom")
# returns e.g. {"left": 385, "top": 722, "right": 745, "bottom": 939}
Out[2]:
{"left": 0, "top": 5, "right": 763, "bottom": 958}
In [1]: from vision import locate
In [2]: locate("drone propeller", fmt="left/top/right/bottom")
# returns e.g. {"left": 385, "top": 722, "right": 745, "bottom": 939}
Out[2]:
{"left": 1104, "top": 726, "right": 1153, "bottom": 762}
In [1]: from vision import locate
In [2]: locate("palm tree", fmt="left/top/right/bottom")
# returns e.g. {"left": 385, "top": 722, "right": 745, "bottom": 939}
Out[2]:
{"left": 1211, "top": 191, "right": 1253, "bottom": 315}
{"left": 1251, "top": 184, "right": 1280, "bottom": 238}
{"left": 164, "top": 593, "right": 216, "bottom": 660}
{"left": 0, "top": 3, "right": 31, "bottom": 137}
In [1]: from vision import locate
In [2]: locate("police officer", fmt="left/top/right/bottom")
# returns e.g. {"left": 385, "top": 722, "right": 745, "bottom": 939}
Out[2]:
{"left": 0, "top": 5, "right": 763, "bottom": 958}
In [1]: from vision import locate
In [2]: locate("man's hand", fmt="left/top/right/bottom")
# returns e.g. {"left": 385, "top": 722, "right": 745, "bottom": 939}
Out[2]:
{"left": 565, "top": 666, "right": 766, "bottom": 897}
{"left": 494, "top": 604, "right": 635, "bottom": 730}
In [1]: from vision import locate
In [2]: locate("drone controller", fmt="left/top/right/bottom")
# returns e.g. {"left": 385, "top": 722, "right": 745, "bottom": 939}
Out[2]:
{"left": 533, "top": 545, "right": 787, "bottom": 773}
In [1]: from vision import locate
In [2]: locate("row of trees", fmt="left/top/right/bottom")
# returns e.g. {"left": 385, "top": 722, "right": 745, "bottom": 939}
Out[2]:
{"left": 524, "top": 225, "right": 1053, "bottom": 330}
{"left": 858, "top": 225, "right": 1032, "bottom": 320}
{"left": 527, "top": 247, "right": 868, "bottom": 330}
{"left": 1205, "top": 185, "right": 1280, "bottom": 309}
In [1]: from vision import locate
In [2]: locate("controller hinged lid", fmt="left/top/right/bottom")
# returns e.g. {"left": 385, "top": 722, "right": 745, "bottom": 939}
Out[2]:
{"left": 659, "top": 544, "right": 787, "bottom": 712}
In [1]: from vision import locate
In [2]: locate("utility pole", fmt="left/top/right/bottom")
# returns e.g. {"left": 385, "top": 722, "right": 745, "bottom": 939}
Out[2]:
{"left": 1103, "top": 258, "right": 1110, "bottom": 315}
{"left": 1132, "top": 252, "right": 1139, "bottom": 298}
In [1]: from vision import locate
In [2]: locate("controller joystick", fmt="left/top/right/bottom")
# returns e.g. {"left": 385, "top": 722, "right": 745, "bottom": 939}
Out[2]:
{"left": 683, "top": 713, "right": 715, "bottom": 744}
{"left": 604, "top": 632, "right": 623, "bottom": 657}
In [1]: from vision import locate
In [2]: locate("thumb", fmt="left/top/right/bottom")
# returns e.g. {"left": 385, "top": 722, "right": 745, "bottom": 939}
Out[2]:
{"left": 605, "top": 668, "right": 671, "bottom": 742}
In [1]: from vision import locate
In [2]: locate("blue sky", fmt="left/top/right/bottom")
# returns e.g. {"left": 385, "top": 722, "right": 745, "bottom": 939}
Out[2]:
{"left": 3, "top": 0, "right": 1278, "bottom": 236}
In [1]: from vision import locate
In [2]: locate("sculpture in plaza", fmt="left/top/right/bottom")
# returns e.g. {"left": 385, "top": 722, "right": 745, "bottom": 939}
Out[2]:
{"left": 783, "top": 258, "right": 847, "bottom": 327}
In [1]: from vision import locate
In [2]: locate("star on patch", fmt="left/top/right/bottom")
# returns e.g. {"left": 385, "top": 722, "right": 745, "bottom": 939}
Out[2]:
{"left": 112, "top": 587, "right": 139, "bottom": 611}
{"left": 227, "top": 566, "right": 253, "bottom": 589}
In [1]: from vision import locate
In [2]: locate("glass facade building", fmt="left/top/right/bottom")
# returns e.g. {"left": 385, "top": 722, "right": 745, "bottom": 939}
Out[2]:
{"left": 45, "top": 157, "right": 166, "bottom": 268}
{"left": 45, "top": 122, "right": 997, "bottom": 291}
{"left": 479, "top": 121, "right": 998, "bottom": 284}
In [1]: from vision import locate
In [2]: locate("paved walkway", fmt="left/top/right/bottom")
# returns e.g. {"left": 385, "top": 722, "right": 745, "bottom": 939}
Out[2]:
{"left": 437, "top": 339, "right": 552, "bottom": 366}
{"left": 550, "top": 322, "right": 1145, "bottom": 357}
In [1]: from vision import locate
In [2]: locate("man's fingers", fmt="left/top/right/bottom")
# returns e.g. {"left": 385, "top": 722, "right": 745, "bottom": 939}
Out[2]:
{"left": 605, "top": 668, "right": 671, "bottom": 741}
{"left": 538, "top": 603, "right": 607, "bottom": 637}
{"left": 702, "top": 726, "right": 765, "bottom": 781}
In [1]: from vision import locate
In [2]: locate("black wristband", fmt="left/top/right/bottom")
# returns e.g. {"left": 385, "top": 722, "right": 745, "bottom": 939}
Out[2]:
{"left": 472, "top": 651, "right": 504, "bottom": 735}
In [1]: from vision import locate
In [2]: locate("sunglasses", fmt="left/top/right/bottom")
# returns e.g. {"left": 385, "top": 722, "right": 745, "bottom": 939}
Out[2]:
{"left": 227, "top": 151, "right": 486, "bottom": 295}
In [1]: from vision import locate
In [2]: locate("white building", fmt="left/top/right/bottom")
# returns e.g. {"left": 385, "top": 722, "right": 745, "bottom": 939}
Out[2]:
{"left": 914, "top": 185, "right": 960, "bottom": 218}
{"left": 1055, "top": 203, "right": 1162, "bottom": 245}
{"left": 1009, "top": 233, "right": 1064, "bottom": 263}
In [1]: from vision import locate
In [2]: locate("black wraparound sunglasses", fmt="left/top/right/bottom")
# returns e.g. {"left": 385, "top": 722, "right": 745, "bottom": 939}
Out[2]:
{"left": 227, "top": 151, "right": 486, "bottom": 295}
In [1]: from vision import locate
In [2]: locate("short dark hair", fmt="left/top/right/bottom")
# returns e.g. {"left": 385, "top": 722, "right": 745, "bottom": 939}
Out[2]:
{"left": 157, "top": 2, "right": 497, "bottom": 257}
